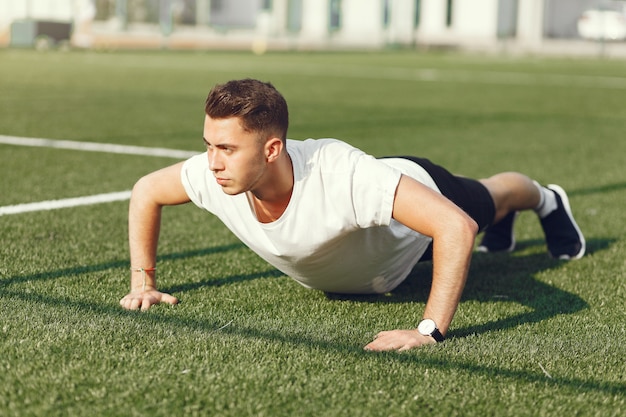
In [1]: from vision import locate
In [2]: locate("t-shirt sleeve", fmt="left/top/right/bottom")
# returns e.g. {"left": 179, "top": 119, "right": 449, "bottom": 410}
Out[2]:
{"left": 351, "top": 154, "right": 402, "bottom": 228}
{"left": 180, "top": 153, "right": 210, "bottom": 209}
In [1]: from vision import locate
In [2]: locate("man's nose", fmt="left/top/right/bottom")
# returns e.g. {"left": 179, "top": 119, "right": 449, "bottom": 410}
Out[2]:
{"left": 208, "top": 151, "right": 223, "bottom": 171}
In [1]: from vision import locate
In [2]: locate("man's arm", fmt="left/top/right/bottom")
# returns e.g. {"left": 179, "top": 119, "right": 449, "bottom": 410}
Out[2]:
{"left": 119, "top": 161, "right": 191, "bottom": 311}
{"left": 364, "top": 174, "right": 478, "bottom": 351}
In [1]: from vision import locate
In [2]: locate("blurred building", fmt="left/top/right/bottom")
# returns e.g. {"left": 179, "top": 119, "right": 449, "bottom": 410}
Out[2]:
{"left": 0, "top": 0, "right": 625, "bottom": 55}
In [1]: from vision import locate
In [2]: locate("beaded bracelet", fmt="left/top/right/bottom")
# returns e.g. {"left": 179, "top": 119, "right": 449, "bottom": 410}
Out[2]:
{"left": 130, "top": 267, "right": 156, "bottom": 291}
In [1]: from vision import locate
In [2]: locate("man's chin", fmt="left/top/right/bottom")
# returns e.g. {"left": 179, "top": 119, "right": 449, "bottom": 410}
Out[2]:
{"left": 219, "top": 186, "right": 243, "bottom": 196}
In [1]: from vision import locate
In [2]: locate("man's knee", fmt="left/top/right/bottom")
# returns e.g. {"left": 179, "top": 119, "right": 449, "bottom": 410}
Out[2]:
{"left": 479, "top": 173, "right": 539, "bottom": 222}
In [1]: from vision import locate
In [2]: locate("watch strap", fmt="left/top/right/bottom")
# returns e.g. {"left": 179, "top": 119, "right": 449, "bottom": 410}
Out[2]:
{"left": 430, "top": 327, "right": 445, "bottom": 343}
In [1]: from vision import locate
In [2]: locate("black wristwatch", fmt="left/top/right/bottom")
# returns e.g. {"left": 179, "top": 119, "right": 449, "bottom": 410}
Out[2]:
{"left": 417, "top": 319, "right": 445, "bottom": 343}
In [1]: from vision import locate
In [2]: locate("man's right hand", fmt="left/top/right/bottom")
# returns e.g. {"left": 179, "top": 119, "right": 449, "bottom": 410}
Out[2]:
{"left": 119, "top": 290, "right": 179, "bottom": 311}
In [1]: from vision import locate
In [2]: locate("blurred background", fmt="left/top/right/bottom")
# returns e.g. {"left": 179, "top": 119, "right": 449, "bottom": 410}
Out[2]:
{"left": 1, "top": 0, "right": 625, "bottom": 57}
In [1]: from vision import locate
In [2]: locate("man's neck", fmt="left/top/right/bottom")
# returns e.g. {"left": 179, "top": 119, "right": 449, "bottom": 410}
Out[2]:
{"left": 249, "top": 152, "right": 294, "bottom": 223}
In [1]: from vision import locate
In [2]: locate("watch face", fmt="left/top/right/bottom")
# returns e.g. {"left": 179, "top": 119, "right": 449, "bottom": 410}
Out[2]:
{"left": 418, "top": 319, "right": 436, "bottom": 335}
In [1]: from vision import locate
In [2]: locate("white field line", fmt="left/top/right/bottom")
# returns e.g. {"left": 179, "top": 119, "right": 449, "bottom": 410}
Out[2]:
{"left": 0, "top": 135, "right": 199, "bottom": 159}
{"left": 0, "top": 191, "right": 132, "bottom": 216}
{"left": 0, "top": 135, "right": 200, "bottom": 216}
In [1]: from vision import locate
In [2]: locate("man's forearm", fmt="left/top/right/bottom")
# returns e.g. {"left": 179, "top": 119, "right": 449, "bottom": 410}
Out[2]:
{"left": 128, "top": 179, "right": 163, "bottom": 291}
{"left": 422, "top": 216, "right": 477, "bottom": 335}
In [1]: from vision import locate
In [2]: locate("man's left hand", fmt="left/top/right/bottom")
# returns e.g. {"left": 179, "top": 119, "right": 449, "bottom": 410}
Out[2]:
{"left": 364, "top": 329, "right": 437, "bottom": 352}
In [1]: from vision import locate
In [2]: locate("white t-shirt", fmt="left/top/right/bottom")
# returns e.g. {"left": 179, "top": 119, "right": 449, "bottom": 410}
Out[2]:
{"left": 181, "top": 138, "right": 440, "bottom": 294}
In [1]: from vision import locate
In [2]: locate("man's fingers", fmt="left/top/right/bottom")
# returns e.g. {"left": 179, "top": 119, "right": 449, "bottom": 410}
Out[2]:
{"left": 129, "top": 297, "right": 142, "bottom": 311}
{"left": 364, "top": 329, "right": 432, "bottom": 352}
{"left": 140, "top": 292, "right": 177, "bottom": 310}
{"left": 119, "top": 291, "right": 178, "bottom": 311}
{"left": 363, "top": 331, "right": 391, "bottom": 351}
{"left": 160, "top": 293, "right": 179, "bottom": 306}
{"left": 118, "top": 293, "right": 149, "bottom": 311}
{"left": 140, "top": 297, "right": 152, "bottom": 311}
{"left": 364, "top": 339, "right": 396, "bottom": 352}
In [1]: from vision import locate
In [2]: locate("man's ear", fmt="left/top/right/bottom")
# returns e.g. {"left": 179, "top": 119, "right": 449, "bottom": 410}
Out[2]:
{"left": 265, "top": 137, "right": 284, "bottom": 162}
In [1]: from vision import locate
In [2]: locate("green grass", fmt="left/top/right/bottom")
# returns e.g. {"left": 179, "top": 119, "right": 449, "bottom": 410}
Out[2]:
{"left": 1, "top": 49, "right": 625, "bottom": 416}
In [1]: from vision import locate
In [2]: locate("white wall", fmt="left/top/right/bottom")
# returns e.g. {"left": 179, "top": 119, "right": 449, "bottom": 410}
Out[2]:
{"left": 453, "top": 0, "right": 499, "bottom": 39}
{"left": 0, "top": 0, "right": 75, "bottom": 43}
{"left": 0, "top": 0, "right": 74, "bottom": 22}
{"left": 418, "top": 0, "right": 448, "bottom": 37}
{"left": 0, "top": 0, "right": 549, "bottom": 51}
{"left": 416, "top": 0, "right": 500, "bottom": 44}
{"left": 299, "top": 0, "right": 328, "bottom": 40}
{"left": 338, "top": 0, "right": 385, "bottom": 45}
{"left": 517, "top": 0, "right": 545, "bottom": 46}
{"left": 387, "top": 0, "right": 417, "bottom": 45}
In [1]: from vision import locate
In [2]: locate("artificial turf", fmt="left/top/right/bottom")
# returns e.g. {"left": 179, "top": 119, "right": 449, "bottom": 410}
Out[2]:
{"left": 1, "top": 49, "right": 625, "bottom": 416}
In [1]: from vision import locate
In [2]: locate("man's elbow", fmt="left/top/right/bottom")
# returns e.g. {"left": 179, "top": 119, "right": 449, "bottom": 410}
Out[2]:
{"left": 131, "top": 175, "right": 153, "bottom": 201}
{"left": 131, "top": 167, "right": 190, "bottom": 207}
{"left": 456, "top": 213, "right": 479, "bottom": 244}
{"left": 465, "top": 216, "right": 479, "bottom": 237}
{"left": 130, "top": 174, "right": 168, "bottom": 210}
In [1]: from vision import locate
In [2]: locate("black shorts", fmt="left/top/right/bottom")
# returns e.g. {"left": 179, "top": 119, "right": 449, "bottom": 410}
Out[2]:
{"left": 382, "top": 156, "right": 496, "bottom": 261}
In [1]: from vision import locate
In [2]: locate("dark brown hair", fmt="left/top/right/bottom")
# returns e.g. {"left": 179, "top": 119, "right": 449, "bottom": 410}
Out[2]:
{"left": 205, "top": 79, "right": 289, "bottom": 142}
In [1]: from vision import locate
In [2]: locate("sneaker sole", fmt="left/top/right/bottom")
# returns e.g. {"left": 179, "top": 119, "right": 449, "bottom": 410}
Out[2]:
{"left": 547, "top": 184, "right": 586, "bottom": 260}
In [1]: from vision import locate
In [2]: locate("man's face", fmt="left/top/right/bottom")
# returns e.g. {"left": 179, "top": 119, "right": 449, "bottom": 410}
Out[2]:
{"left": 203, "top": 115, "right": 268, "bottom": 196}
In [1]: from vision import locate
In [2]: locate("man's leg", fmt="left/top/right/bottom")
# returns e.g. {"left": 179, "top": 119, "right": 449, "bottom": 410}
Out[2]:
{"left": 479, "top": 172, "right": 540, "bottom": 222}
{"left": 479, "top": 172, "right": 585, "bottom": 260}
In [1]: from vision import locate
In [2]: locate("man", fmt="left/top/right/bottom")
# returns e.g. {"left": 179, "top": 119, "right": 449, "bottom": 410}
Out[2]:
{"left": 120, "top": 79, "right": 585, "bottom": 352}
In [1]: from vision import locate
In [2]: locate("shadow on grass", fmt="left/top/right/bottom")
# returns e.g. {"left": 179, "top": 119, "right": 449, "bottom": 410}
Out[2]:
{"left": 327, "top": 237, "right": 613, "bottom": 337}
{"left": 1, "top": 237, "right": 622, "bottom": 396}
{"left": 0, "top": 242, "right": 245, "bottom": 289}
{"left": 567, "top": 181, "right": 626, "bottom": 197}
{"left": 4, "top": 280, "right": 625, "bottom": 397}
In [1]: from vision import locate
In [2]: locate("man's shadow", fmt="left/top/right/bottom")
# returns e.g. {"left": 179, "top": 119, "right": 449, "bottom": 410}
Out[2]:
{"left": 1, "top": 236, "right": 609, "bottom": 345}
{"left": 156, "top": 238, "right": 609, "bottom": 342}
{"left": 325, "top": 237, "right": 612, "bottom": 340}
